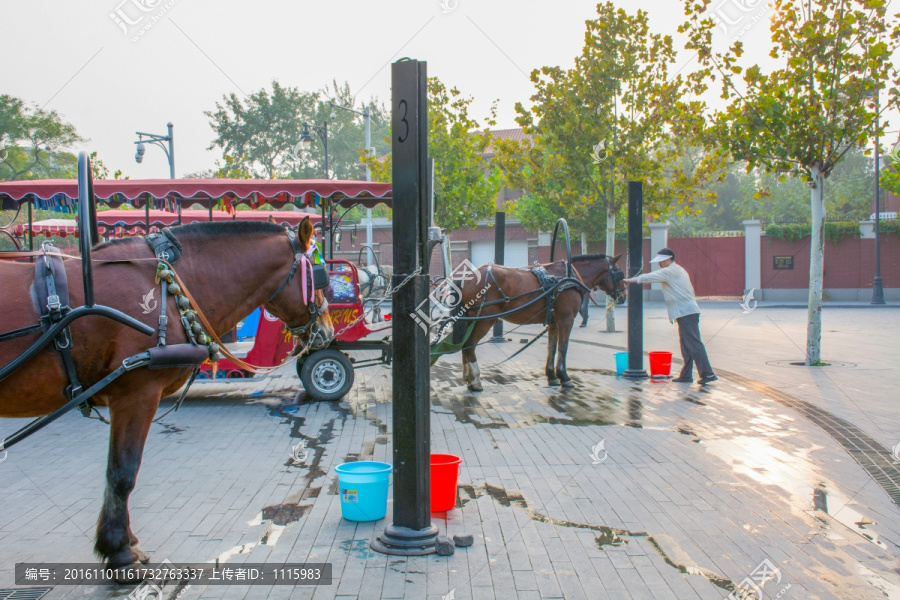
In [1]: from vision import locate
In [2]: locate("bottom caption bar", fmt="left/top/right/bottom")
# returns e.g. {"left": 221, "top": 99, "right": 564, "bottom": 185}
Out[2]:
{"left": 16, "top": 563, "right": 333, "bottom": 585}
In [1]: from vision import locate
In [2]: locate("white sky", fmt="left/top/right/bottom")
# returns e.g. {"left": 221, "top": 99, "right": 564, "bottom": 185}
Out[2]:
{"left": 1, "top": 0, "right": 885, "bottom": 179}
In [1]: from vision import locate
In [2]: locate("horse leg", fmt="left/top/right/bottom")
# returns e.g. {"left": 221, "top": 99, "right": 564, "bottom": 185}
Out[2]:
{"left": 556, "top": 316, "right": 576, "bottom": 388}
{"left": 462, "top": 320, "right": 495, "bottom": 392}
{"left": 546, "top": 322, "right": 560, "bottom": 386}
{"left": 95, "top": 387, "right": 160, "bottom": 577}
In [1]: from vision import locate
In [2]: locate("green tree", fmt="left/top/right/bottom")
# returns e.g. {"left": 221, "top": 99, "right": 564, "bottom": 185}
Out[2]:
{"left": 206, "top": 80, "right": 389, "bottom": 180}
{"left": 364, "top": 77, "right": 503, "bottom": 231}
{"left": 0, "top": 94, "right": 83, "bottom": 181}
{"left": 494, "top": 2, "right": 722, "bottom": 331}
{"left": 682, "top": 0, "right": 900, "bottom": 363}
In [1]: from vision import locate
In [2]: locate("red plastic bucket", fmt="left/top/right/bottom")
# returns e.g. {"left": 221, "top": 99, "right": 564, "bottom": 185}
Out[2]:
{"left": 648, "top": 351, "right": 673, "bottom": 376}
{"left": 430, "top": 453, "right": 462, "bottom": 512}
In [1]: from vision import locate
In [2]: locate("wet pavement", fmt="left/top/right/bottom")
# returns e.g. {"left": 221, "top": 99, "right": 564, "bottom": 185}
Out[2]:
{"left": 0, "top": 304, "right": 898, "bottom": 599}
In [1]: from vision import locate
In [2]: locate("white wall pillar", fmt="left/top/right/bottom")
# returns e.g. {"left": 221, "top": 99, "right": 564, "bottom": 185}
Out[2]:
{"left": 743, "top": 220, "right": 761, "bottom": 295}
{"left": 648, "top": 222, "right": 669, "bottom": 295}
{"left": 859, "top": 220, "right": 875, "bottom": 239}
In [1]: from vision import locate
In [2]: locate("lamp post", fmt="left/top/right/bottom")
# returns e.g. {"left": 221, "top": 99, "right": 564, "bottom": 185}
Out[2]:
{"left": 331, "top": 102, "right": 376, "bottom": 267}
{"left": 134, "top": 122, "right": 175, "bottom": 179}
{"left": 867, "top": 88, "right": 886, "bottom": 305}
{"left": 134, "top": 122, "right": 175, "bottom": 231}
{"left": 299, "top": 121, "right": 329, "bottom": 179}
{"left": 300, "top": 120, "right": 332, "bottom": 257}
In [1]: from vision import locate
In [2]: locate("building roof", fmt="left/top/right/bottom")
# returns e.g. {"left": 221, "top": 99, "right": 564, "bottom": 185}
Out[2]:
{"left": 475, "top": 128, "right": 532, "bottom": 159}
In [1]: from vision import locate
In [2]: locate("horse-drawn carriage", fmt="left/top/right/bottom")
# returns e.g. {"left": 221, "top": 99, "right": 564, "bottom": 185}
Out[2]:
{"left": 0, "top": 169, "right": 397, "bottom": 401}
{"left": 0, "top": 153, "right": 627, "bottom": 577}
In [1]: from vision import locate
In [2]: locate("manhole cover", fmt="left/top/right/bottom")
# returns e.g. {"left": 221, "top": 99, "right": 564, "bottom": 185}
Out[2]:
{"left": 766, "top": 360, "right": 856, "bottom": 368}
{"left": 0, "top": 588, "right": 53, "bottom": 600}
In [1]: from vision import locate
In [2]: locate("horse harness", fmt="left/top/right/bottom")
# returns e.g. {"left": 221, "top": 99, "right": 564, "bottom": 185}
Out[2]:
{"left": 529, "top": 266, "right": 583, "bottom": 325}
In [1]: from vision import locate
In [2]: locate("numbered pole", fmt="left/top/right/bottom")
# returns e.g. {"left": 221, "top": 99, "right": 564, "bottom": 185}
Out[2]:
{"left": 371, "top": 58, "right": 439, "bottom": 556}
{"left": 624, "top": 181, "right": 648, "bottom": 378}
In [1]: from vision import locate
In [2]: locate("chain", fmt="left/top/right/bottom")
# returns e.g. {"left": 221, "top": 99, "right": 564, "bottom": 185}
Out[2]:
{"left": 329, "top": 266, "right": 423, "bottom": 340}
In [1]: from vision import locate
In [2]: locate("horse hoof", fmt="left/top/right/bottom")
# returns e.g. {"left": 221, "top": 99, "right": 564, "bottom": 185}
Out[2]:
{"left": 561, "top": 380, "right": 575, "bottom": 389}
{"left": 107, "top": 557, "right": 149, "bottom": 583}
{"left": 548, "top": 379, "right": 560, "bottom": 387}
{"left": 131, "top": 544, "right": 150, "bottom": 564}
{"left": 467, "top": 384, "right": 483, "bottom": 392}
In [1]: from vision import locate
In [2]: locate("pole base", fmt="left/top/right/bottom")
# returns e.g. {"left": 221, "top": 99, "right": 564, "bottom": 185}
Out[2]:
{"left": 490, "top": 336, "right": 508, "bottom": 343}
{"left": 371, "top": 524, "right": 439, "bottom": 556}
{"left": 623, "top": 369, "right": 648, "bottom": 379}
{"left": 872, "top": 276, "right": 886, "bottom": 305}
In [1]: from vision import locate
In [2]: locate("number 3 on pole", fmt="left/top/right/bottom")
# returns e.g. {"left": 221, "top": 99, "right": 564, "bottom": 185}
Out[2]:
{"left": 397, "top": 100, "right": 409, "bottom": 143}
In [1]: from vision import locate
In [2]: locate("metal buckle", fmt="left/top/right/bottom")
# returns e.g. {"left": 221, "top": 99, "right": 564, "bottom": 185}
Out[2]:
{"left": 123, "top": 353, "right": 150, "bottom": 370}
{"left": 47, "top": 295, "right": 61, "bottom": 312}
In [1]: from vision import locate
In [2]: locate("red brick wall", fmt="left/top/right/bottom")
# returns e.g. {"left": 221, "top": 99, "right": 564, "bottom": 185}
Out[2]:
{"left": 667, "top": 237, "right": 745, "bottom": 296}
{"left": 761, "top": 235, "right": 900, "bottom": 289}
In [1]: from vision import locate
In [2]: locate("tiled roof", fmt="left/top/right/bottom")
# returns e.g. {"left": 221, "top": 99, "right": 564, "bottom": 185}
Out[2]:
{"left": 474, "top": 127, "right": 532, "bottom": 158}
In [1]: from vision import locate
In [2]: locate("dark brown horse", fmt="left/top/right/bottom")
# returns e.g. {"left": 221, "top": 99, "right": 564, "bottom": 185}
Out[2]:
{"left": 0, "top": 217, "right": 333, "bottom": 574}
{"left": 455, "top": 254, "right": 625, "bottom": 391}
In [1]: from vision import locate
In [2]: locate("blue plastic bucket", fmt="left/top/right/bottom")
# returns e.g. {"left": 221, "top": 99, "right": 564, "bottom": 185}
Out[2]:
{"left": 614, "top": 352, "right": 629, "bottom": 375}
{"left": 334, "top": 461, "right": 392, "bottom": 522}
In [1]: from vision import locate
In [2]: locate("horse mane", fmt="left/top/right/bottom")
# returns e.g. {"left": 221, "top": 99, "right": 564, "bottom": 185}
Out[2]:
{"left": 169, "top": 221, "right": 286, "bottom": 238}
{"left": 570, "top": 253, "right": 609, "bottom": 262}
{"left": 93, "top": 221, "right": 287, "bottom": 251}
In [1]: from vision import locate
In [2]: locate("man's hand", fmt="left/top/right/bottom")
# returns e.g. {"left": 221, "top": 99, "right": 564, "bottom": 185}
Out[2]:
{"left": 622, "top": 277, "right": 638, "bottom": 285}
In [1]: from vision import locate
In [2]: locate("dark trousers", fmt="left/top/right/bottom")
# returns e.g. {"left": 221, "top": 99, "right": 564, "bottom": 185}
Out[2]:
{"left": 676, "top": 313, "right": 714, "bottom": 379}
{"left": 579, "top": 293, "right": 590, "bottom": 325}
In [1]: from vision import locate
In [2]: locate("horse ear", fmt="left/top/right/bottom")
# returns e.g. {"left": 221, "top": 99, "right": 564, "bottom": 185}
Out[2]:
{"left": 267, "top": 215, "right": 276, "bottom": 224}
{"left": 298, "top": 216, "right": 313, "bottom": 250}
{"left": 612, "top": 253, "right": 623, "bottom": 265}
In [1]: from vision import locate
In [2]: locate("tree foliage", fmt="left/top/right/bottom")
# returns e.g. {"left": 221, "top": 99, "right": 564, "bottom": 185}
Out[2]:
{"left": 493, "top": 2, "right": 723, "bottom": 239}
{"left": 205, "top": 80, "right": 389, "bottom": 180}
{"left": 364, "top": 77, "right": 503, "bottom": 231}
{"left": 681, "top": 0, "right": 900, "bottom": 363}
{"left": 0, "top": 94, "right": 83, "bottom": 181}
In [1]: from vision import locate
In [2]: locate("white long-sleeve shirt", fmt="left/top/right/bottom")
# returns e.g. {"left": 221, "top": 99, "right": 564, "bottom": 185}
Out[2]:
{"left": 634, "top": 262, "right": 700, "bottom": 323}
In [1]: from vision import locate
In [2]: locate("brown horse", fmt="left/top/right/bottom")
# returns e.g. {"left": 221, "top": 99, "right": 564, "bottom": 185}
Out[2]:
{"left": 0, "top": 216, "right": 333, "bottom": 574}
{"left": 455, "top": 254, "right": 625, "bottom": 391}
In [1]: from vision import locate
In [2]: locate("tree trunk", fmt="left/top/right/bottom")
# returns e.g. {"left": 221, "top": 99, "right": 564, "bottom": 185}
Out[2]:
{"left": 806, "top": 165, "right": 825, "bottom": 365}
{"left": 605, "top": 206, "right": 616, "bottom": 332}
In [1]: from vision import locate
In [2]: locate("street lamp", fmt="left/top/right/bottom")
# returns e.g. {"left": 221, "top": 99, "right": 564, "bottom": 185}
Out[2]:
{"left": 299, "top": 121, "right": 329, "bottom": 179}
{"left": 865, "top": 88, "right": 886, "bottom": 304}
{"left": 134, "top": 122, "right": 176, "bottom": 231}
{"left": 133, "top": 122, "right": 175, "bottom": 179}
{"left": 331, "top": 102, "right": 376, "bottom": 266}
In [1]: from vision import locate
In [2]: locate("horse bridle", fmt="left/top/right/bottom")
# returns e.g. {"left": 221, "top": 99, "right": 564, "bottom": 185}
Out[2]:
{"left": 266, "top": 227, "right": 329, "bottom": 341}
{"left": 602, "top": 256, "right": 626, "bottom": 303}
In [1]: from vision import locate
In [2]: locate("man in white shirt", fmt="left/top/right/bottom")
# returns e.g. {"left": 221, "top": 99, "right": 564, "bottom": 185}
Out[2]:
{"left": 622, "top": 248, "right": 717, "bottom": 384}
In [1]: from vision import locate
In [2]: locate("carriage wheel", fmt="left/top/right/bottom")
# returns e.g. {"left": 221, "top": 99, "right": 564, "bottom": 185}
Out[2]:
{"left": 298, "top": 349, "right": 355, "bottom": 401}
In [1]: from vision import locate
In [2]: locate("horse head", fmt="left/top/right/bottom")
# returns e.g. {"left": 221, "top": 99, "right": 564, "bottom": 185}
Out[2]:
{"left": 603, "top": 254, "right": 627, "bottom": 304}
{"left": 262, "top": 216, "right": 334, "bottom": 350}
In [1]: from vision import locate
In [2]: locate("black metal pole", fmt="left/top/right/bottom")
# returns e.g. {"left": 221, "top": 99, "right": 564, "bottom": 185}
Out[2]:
{"left": 624, "top": 181, "right": 647, "bottom": 378}
{"left": 27, "top": 200, "right": 33, "bottom": 253}
{"left": 872, "top": 88, "right": 885, "bottom": 304}
{"left": 491, "top": 211, "right": 506, "bottom": 342}
{"left": 372, "top": 58, "right": 438, "bottom": 556}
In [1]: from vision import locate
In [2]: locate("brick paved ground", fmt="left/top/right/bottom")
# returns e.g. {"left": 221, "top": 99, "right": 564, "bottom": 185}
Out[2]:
{"left": 0, "top": 305, "right": 898, "bottom": 599}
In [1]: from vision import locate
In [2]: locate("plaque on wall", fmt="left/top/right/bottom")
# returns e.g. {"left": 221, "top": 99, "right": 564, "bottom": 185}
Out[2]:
{"left": 774, "top": 255, "right": 794, "bottom": 270}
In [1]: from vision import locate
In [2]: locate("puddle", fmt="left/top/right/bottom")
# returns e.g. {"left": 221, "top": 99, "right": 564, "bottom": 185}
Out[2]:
{"left": 155, "top": 422, "right": 185, "bottom": 435}
{"left": 339, "top": 539, "right": 376, "bottom": 560}
{"left": 812, "top": 483, "right": 889, "bottom": 551}
{"left": 458, "top": 481, "right": 736, "bottom": 589}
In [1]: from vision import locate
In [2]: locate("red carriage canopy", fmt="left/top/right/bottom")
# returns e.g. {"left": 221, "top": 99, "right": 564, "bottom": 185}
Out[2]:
{"left": 0, "top": 178, "right": 393, "bottom": 210}
{"left": 13, "top": 209, "right": 324, "bottom": 238}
